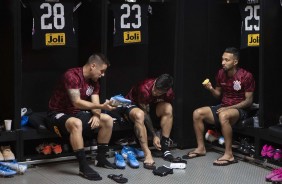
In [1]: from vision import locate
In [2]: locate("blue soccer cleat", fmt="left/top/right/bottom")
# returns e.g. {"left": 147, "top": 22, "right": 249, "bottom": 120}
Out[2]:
{"left": 110, "top": 95, "right": 131, "bottom": 107}
{"left": 127, "top": 151, "right": 139, "bottom": 169}
{"left": 0, "top": 161, "right": 28, "bottom": 174}
{"left": 114, "top": 152, "right": 126, "bottom": 169}
{"left": 121, "top": 146, "right": 144, "bottom": 159}
{"left": 0, "top": 165, "right": 17, "bottom": 177}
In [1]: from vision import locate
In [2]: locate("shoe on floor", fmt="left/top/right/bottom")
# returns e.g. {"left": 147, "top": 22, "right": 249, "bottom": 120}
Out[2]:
{"left": 35, "top": 143, "right": 52, "bottom": 155}
{"left": 265, "top": 168, "right": 282, "bottom": 182}
{"left": 127, "top": 152, "right": 139, "bottom": 168}
{"left": 274, "top": 149, "right": 282, "bottom": 161}
{"left": 182, "top": 152, "right": 205, "bottom": 159}
{"left": 0, "top": 165, "right": 17, "bottom": 177}
{"left": 1, "top": 146, "right": 15, "bottom": 161}
{"left": 266, "top": 145, "right": 275, "bottom": 158}
{"left": 270, "top": 172, "right": 282, "bottom": 182}
{"left": 114, "top": 152, "right": 126, "bottom": 169}
{"left": 121, "top": 146, "right": 144, "bottom": 159}
{"left": 0, "top": 161, "right": 28, "bottom": 174}
{"left": 50, "top": 143, "right": 62, "bottom": 154}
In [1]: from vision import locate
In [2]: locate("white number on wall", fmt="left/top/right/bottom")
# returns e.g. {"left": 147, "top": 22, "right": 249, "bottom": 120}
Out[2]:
{"left": 244, "top": 5, "right": 260, "bottom": 31}
{"left": 120, "top": 4, "right": 141, "bottom": 29}
{"left": 40, "top": 3, "right": 65, "bottom": 30}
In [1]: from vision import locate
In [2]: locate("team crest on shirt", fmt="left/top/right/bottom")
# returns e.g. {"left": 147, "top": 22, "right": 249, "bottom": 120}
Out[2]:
{"left": 233, "top": 80, "right": 241, "bottom": 91}
{"left": 86, "top": 86, "right": 94, "bottom": 96}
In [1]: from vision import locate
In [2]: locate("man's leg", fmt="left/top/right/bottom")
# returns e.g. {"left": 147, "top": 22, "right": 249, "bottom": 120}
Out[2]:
{"left": 155, "top": 102, "right": 174, "bottom": 161}
{"left": 213, "top": 109, "right": 240, "bottom": 165}
{"left": 184, "top": 107, "right": 214, "bottom": 158}
{"left": 65, "top": 117, "right": 101, "bottom": 180}
{"left": 129, "top": 108, "right": 155, "bottom": 165}
{"left": 95, "top": 113, "right": 116, "bottom": 169}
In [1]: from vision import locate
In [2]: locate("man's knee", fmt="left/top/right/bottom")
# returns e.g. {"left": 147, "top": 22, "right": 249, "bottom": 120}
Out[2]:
{"left": 66, "top": 118, "right": 83, "bottom": 132}
{"left": 100, "top": 114, "right": 114, "bottom": 128}
{"left": 130, "top": 109, "right": 145, "bottom": 125}
{"left": 157, "top": 102, "right": 173, "bottom": 117}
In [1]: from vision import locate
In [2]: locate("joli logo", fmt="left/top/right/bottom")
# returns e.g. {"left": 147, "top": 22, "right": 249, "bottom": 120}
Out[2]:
{"left": 123, "top": 31, "right": 141, "bottom": 43}
{"left": 45, "top": 33, "right": 66, "bottom": 46}
{"left": 248, "top": 34, "right": 259, "bottom": 46}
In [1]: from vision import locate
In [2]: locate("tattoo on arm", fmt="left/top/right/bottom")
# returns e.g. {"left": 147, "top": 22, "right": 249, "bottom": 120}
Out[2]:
{"left": 144, "top": 114, "right": 156, "bottom": 137}
{"left": 68, "top": 89, "right": 80, "bottom": 103}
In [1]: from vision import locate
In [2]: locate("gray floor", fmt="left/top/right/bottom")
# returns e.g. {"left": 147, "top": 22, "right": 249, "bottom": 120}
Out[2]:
{"left": 0, "top": 149, "right": 271, "bottom": 184}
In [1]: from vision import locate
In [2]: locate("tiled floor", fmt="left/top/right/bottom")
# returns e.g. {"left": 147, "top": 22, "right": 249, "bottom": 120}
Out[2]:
{"left": 0, "top": 149, "right": 271, "bottom": 184}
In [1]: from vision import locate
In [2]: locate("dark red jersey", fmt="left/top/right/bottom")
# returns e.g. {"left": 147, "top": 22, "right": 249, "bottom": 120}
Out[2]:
{"left": 49, "top": 67, "right": 100, "bottom": 114}
{"left": 215, "top": 68, "right": 255, "bottom": 107}
{"left": 126, "top": 78, "right": 174, "bottom": 105}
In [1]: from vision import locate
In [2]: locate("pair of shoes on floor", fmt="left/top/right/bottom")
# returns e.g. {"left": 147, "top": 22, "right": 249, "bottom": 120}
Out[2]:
{"left": 265, "top": 168, "right": 282, "bottom": 182}
{"left": 237, "top": 138, "right": 255, "bottom": 156}
{"left": 115, "top": 149, "right": 140, "bottom": 169}
{"left": 0, "top": 146, "right": 15, "bottom": 161}
{"left": 261, "top": 144, "right": 282, "bottom": 160}
{"left": 0, "top": 161, "right": 28, "bottom": 174}
{"left": 36, "top": 143, "right": 62, "bottom": 155}
{"left": 121, "top": 146, "right": 144, "bottom": 160}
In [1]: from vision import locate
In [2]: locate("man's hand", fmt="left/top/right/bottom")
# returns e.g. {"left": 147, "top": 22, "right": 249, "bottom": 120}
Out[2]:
{"left": 153, "top": 136, "right": 161, "bottom": 150}
{"left": 216, "top": 107, "right": 230, "bottom": 114}
{"left": 102, "top": 100, "right": 116, "bottom": 111}
{"left": 88, "top": 115, "right": 100, "bottom": 129}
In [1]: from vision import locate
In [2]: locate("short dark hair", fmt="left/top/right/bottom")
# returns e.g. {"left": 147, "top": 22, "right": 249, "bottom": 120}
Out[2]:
{"left": 87, "top": 53, "right": 110, "bottom": 66}
{"left": 224, "top": 47, "right": 240, "bottom": 61}
{"left": 155, "top": 74, "right": 173, "bottom": 91}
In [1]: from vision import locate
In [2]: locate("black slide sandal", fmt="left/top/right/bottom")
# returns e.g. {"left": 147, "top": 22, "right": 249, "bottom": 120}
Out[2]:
{"left": 108, "top": 174, "right": 128, "bottom": 183}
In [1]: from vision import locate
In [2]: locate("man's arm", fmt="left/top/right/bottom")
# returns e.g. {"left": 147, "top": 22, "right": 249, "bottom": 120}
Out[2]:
{"left": 203, "top": 82, "right": 222, "bottom": 99}
{"left": 226, "top": 91, "right": 254, "bottom": 110}
{"left": 90, "top": 94, "right": 101, "bottom": 118}
{"left": 67, "top": 89, "right": 113, "bottom": 111}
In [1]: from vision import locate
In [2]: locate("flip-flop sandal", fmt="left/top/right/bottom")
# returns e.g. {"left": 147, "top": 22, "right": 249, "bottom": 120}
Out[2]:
{"left": 108, "top": 174, "right": 128, "bottom": 183}
{"left": 213, "top": 159, "right": 238, "bottom": 166}
{"left": 182, "top": 152, "right": 205, "bottom": 159}
{"left": 143, "top": 162, "right": 156, "bottom": 170}
{"left": 171, "top": 157, "right": 187, "bottom": 164}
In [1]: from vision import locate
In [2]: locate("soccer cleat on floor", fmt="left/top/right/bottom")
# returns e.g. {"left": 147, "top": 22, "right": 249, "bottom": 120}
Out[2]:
{"left": 0, "top": 165, "right": 17, "bottom": 177}
{"left": 114, "top": 152, "right": 126, "bottom": 169}
{"left": 110, "top": 95, "right": 131, "bottom": 107}
{"left": 121, "top": 146, "right": 144, "bottom": 159}
{"left": 126, "top": 152, "right": 139, "bottom": 168}
{"left": 0, "top": 161, "right": 28, "bottom": 174}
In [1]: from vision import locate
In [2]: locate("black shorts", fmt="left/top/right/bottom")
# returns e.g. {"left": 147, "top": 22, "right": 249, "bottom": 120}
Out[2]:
{"left": 108, "top": 104, "right": 160, "bottom": 129}
{"left": 210, "top": 104, "right": 248, "bottom": 129}
{"left": 47, "top": 111, "right": 98, "bottom": 139}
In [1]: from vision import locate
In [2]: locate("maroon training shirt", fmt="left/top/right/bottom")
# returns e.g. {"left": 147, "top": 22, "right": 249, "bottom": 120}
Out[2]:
{"left": 49, "top": 67, "right": 100, "bottom": 114}
{"left": 215, "top": 68, "right": 255, "bottom": 107}
{"left": 126, "top": 78, "right": 174, "bottom": 105}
